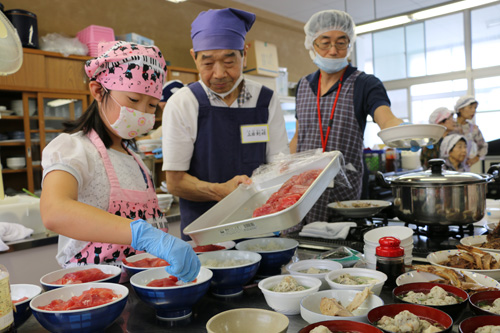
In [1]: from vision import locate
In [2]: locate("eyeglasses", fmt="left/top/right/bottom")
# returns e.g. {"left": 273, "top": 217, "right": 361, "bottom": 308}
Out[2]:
{"left": 314, "top": 40, "right": 350, "bottom": 51}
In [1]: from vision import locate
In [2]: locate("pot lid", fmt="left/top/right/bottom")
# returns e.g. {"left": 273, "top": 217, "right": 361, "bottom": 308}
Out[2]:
{"left": 391, "top": 159, "right": 492, "bottom": 185}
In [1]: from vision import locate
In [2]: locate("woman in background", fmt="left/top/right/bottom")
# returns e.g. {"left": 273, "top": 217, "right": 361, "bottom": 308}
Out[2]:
{"left": 420, "top": 107, "right": 457, "bottom": 169}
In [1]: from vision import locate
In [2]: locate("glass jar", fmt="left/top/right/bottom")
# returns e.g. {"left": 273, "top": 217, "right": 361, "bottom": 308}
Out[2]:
{"left": 376, "top": 236, "right": 405, "bottom": 289}
{"left": 0, "top": 264, "right": 14, "bottom": 333}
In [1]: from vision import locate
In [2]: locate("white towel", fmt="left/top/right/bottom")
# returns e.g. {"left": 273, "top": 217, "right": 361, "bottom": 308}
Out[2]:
{"left": 299, "top": 222, "right": 357, "bottom": 240}
{"left": 0, "top": 222, "right": 34, "bottom": 252}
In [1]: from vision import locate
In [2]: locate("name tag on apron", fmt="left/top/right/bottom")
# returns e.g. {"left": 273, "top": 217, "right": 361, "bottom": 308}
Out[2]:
{"left": 240, "top": 124, "right": 270, "bottom": 144}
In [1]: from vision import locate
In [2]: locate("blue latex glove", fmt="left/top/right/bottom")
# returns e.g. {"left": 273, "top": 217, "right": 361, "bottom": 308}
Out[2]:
{"left": 152, "top": 147, "right": 163, "bottom": 159}
{"left": 130, "top": 219, "right": 200, "bottom": 282}
{"left": 398, "top": 122, "right": 434, "bottom": 152}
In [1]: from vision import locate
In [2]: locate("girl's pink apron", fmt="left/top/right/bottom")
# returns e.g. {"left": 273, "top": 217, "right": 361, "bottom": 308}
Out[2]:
{"left": 67, "top": 130, "right": 168, "bottom": 281}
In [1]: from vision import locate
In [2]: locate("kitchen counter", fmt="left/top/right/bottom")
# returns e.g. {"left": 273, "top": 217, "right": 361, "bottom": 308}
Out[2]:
{"left": 17, "top": 247, "right": 478, "bottom": 332}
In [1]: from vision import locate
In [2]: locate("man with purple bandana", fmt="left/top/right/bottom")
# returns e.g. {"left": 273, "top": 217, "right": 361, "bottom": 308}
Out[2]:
{"left": 161, "top": 8, "right": 289, "bottom": 240}
{"left": 290, "top": 10, "right": 404, "bottom": 224}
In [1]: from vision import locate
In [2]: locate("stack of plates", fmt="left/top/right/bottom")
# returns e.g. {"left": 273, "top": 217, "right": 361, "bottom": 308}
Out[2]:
{"left": 363, "top": 226, "right": 414, "bottom": 269}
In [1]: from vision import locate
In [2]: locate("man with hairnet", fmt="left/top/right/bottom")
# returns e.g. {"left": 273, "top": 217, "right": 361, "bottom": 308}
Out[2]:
{"left": 453, "top": 95, "right": 487, "bottom": 170}
{"left": 161, "top": 8, "right": 288, "bottom": 240}
{"left": 289, "top": 10, "right": 404, "bottom": 224}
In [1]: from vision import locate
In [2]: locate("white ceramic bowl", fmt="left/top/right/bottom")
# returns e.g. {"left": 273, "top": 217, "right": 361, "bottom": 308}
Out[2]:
{"left": 427, "top": 249, "right": 500, "bottom": 280}
{"left": 300, "top": 289, "right": 384, "bottom": 324}
{"left": 325, "top": 268, "right": 387, "bottom": 296}
{"left": 286, "top": 259, "right": 343, "bottom": 290}
{"left": 6, "top": 157, "right": 25, "bottom": 169}
{"left": 396, "top": 269, "right": 500, "bottom": 290}
{"left": 363, "top": 226, "right": 414, "bottom": 247}
{"left": 258, "top": 274, "right": 322, "bottom": 315}
{"left": 206, "top": 308, "right": 289, "bottom": 333}
{"left": 39, "top": 264, "right": 122, "bottom": 291}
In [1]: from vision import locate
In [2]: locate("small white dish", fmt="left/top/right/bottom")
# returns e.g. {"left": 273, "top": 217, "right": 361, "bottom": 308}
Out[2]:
{"left": 460, "top": 235, "right": 500, "bottom": 254}
{"left": 427, "top": 249, "right": 500, "bottom": 280}
{"left": 328, "top": 200, "right": 391, "bottom": 218}
{"left": 377, "top": 124, "right": 446, "bottom": 149}
{"left": 300, "top": 289, "right": 384, "bottom": 324}
{"left": 396, "top": 269, "right": 500, "bottom": 290}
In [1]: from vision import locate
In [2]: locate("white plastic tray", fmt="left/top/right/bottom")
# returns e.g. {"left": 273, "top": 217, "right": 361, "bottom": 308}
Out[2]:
{"left": 184, "top": 152, "right": 343, "bottom": 245}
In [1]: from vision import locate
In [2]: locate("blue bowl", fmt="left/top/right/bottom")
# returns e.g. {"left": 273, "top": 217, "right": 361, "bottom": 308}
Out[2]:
{"left": 122, "top": 253, "right": 169, "bottom": 277}
{"left": 198, "top": 250, "right": 261, "bottom": 296}
{"left": 130, "top": 267, "right": 212, "bottom": 320}
{"left": 40, "top": 265, "right": 121, "bottom": 291}
{"left": 235, "top": 238, "right": 299, "bottom": 276}
{"left": 11, "top": 284, "right": 42, "bottom": 328}
{"left": 30, "top": 282, "right": 128, "bottom": 333}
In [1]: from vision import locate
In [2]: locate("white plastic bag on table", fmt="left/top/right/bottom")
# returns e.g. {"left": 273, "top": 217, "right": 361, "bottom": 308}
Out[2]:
{"left": 40, "top": 33, "right": 88, "bottom": 57}
{"left": 250, "top": 148, "right": 351, "bottom": 191}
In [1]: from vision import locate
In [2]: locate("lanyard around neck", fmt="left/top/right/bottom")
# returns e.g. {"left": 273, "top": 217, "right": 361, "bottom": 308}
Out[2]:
{"left": 317, "top": 70, "right": 346, "bottom": 152}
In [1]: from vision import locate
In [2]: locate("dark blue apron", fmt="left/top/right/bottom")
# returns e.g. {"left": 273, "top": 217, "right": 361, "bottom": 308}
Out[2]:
{"left": 179, "top": 81, "right": 272, "bottom": 240}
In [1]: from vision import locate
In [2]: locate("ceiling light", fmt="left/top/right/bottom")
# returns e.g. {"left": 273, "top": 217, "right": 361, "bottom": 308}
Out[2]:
{"left": 356, "top": 0, "right": 499, "bottom": 34}
{"left": 166, "top": 0, "right": 187, "bottom": 3}
{"left": 356, "top": 16, "right": 412, "bottom": 34}
{"left": 47, "top": 99, "right": 77, "bottom": 107}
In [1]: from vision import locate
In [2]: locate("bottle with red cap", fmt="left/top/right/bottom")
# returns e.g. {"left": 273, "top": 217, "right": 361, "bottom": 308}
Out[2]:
{"left": 376, "top": 236, "right": 405, "bottom": 289}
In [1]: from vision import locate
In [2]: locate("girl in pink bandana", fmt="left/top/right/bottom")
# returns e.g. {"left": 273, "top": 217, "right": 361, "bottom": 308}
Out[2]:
{"left": 40, "top": 41, "right": 200, "bottom": 283}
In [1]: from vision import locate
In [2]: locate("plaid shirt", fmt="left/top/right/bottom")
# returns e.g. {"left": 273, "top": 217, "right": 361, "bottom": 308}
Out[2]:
{"left": 206, "top": 80, "right": 252, "bottom": 107}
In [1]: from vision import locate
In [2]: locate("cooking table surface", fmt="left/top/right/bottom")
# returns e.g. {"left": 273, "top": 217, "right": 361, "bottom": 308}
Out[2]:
{"left": 19, "top": 271, "right": 478, "bottom": 333}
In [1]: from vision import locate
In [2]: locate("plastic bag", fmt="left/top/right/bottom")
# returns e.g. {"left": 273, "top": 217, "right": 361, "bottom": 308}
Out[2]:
{"left": 40, "top": 33, "right": 88, "bottom": 57}
{"left": 250, "top": 148, "right": 351, "bottom": 191}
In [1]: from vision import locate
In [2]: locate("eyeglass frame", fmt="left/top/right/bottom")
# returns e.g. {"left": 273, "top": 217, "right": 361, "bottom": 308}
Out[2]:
{"left": 313, "top": 37, "right": 351, "bottom": 51}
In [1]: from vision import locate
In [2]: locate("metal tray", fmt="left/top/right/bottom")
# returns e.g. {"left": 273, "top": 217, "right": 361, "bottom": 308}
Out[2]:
{"left": 184, "top": 151, "right": 343, "bottom": 245}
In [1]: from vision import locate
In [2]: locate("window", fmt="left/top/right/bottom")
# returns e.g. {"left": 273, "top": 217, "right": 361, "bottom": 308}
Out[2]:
{"left": 474, "top": 76, "right": 500, "bottom": 142}
{"left": 354, "top": 33, "right": 373, "bottom": 74}
{"left": 410, "top": 79, "right": 467, "bottom": 124}
{"left": 471, "top": 3, "right": 500, "bottom": 69}
{"left": 373, "top": 27, "right": 406, "bottom": 81}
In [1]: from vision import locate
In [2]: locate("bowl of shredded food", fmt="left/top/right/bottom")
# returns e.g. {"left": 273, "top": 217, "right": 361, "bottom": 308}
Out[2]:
{"left": 30, "top": 282, "right": 128, "bottom": 333}
{"left": 130, "top": 267, "right": 212, "bottom": 320}
{"left": 11, "top": 284, "right": 42, "bottom": 328}
{"left": 287, "top": 259, "right": 343, "bottom": 290}
{"left": 39, "top": 264, "right": 122, "bottom": 291}
{"left": 258, "top": 274, "right": 321, "bottom": 315}
{"left": 198, "top": 250, "right": 261, "bottom": 296}
{"left": 122, "top": 253, "right": 170, "bottom": 277}
{"left": 236, "top": 237, "right": 298, "bottom": 276}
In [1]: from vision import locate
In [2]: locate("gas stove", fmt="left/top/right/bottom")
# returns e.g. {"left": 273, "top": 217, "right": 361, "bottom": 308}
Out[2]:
{"left": 287, "top": 216, "right": 488, "bottom": 259}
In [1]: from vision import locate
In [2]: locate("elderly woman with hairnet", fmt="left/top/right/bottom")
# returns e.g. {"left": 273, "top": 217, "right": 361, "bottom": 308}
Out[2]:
{"left": 289, "top": 10, "right": 404, "bottom": 224}
{"left": 440, "top": 134, "right": 468, "bottom": 172}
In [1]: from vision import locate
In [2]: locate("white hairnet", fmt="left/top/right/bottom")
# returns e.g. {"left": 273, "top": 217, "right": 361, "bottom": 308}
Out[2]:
{"left": 304, "top": 10, "right": 356, "bottom": 58}
{"left": 440, "top": 134, "right": 466, "bottom": 158}
{"left": 428, "top": 107, "right": 453, "bottom": 124}
{"left": 454, "top": 95, "right": 478, "bottom": 113}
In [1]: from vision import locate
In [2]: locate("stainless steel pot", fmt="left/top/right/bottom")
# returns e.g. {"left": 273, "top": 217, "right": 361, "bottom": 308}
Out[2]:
{"left": 377, "top": 159, "right": 494, "bottom": 226}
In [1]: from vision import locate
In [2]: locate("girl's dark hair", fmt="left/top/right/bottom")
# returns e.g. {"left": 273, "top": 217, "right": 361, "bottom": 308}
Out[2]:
{"left": 62, "top": 86, "right": 135, "bottom": 149}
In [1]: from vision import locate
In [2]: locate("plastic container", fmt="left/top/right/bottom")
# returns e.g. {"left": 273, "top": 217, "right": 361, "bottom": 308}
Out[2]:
{"left": 0, "top": 264, "right": 14, "bottom": 332}
{"left": 76, "top": 25, "right": 115, "bottom": 57}
{"left": 116, "top": 33, "right": 154, "bottom": 46}
{"left": 375, "top": 236, "right": 405, "bottom": 289}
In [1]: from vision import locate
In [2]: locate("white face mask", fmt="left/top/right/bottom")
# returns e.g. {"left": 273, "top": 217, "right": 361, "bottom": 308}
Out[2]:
{"left": 313, "top": 52, "right": 348, "bottom": 74}
{"left": 208, "top": 75, "right": 244, "bottom": 99}
{"left": 103, "top": 94, "right": 156, "bottom": 139}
